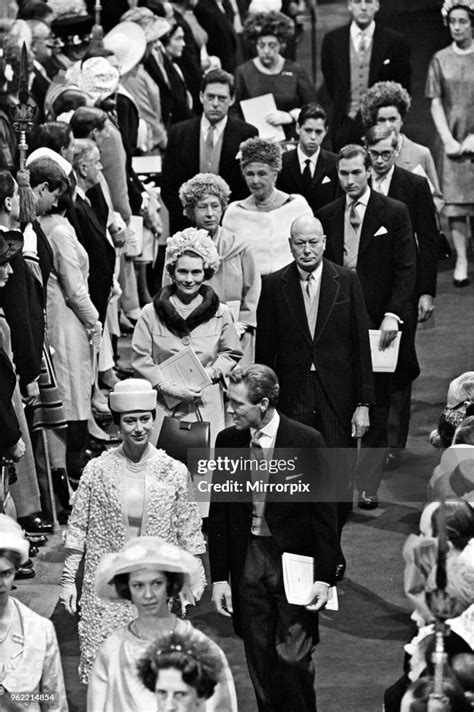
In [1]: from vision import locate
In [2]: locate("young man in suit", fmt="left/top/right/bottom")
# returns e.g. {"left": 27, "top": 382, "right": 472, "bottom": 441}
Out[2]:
{"left": 366, "top": 124, "right": 438, "bottom": 470}
{"left": 277, "top": 104, "right": 338, "bottom": 214}
{"left": 317, "top": 144, "right": 416, "bottom": 508}
{"left": 321, "top": 0, "right": 411, "bottom": 151}
{"left": 209, "top": 364, "right": 339, "bottom": 712}
{"left": 161, "top": 69, "right": 258, "bottom": 234}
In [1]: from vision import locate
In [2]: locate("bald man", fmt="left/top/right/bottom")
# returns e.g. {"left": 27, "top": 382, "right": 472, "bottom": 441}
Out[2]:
{"left": 256, "top": 216, "right": 375, "bottom": 562}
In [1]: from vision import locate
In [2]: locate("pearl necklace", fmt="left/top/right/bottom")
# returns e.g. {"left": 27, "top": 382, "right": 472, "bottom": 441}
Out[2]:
{"left": 252, "top": 189, "right": 278, "bottom": 211}
{"left": 130, "top": 615, "right": 176, "bottom": 642}
{"left": 119, "top": 445, "right": 151, "bottom": 473}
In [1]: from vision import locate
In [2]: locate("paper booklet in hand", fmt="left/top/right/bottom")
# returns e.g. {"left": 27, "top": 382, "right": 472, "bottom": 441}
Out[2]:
{"left": 282, "top": 553, "right": 338, "bottom": 610}
{"left": 369, "top": 330, "right": 401, "bottom": 373}
{"left": 159, "top": 346, "right": 213, "bottom": 409}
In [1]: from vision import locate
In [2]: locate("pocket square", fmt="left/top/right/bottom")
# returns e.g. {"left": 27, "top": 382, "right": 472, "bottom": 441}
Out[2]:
{"left": 322, "top": 176, "right": 331, "bottom": 184}
{"left": 383, "top": 58, "right": 391, "bottom": 65}
{"left": 374, "top": 226, "right": 388, "bottom": 236}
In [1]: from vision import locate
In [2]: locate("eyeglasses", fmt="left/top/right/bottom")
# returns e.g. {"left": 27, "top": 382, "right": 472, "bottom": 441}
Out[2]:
{"left": 368, "top": 149, "right": 394, "bottom": 161}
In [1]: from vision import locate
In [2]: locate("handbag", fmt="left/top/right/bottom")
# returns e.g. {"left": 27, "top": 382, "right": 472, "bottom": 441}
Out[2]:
{"left": 157, "top": 406, "right": 211, "bottom": 466}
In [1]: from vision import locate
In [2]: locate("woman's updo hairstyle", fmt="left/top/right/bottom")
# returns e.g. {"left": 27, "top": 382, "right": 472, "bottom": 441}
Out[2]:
{"left": 243, "top": 10, "right": 294, "bottom": 45}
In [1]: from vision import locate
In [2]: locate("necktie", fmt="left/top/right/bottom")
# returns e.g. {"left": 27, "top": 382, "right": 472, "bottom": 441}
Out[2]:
{"left": 358, "top": 32, "right": 367, "bottom": 56}
{"left": 349, "top": 200, "right": 361, "bottom": 232}
{"left": 302, "top": 158, "right": 312, "bottom": 195}
{"left": 305, "top": 272, "right": 314, "bottom": 300}
{"left": 206, "top": 124, "right": 215, "bottom": 152}
{"left": 250, "top": 431, "right": 264, "bottom": 460}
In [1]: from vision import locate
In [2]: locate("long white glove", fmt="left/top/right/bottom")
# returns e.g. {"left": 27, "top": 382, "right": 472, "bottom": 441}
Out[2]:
{"left": 60, "top": 551, "right": 83, "bottom": 614}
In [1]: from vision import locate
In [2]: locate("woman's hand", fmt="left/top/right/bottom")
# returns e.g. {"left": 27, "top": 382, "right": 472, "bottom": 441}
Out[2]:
{"left": 60, "top": 583, "right": 77, "bottom": 614}
{"left": 444, "top": 137, "right": 463, "bottom": 157}
{"left": 461, "top": 134, "right": 474, "bottom": 154}
{"left": 234, "top": 321, "right": 248, "bottom": 338}
{"left": 162, "top": 383, "right": 202, "bottom": 403}
{"left": 265, "top": 110, "right": 293, "bottom": 126}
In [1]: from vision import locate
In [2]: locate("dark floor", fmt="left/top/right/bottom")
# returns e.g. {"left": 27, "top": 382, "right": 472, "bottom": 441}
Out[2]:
{"left": 12, "top": 4, "right": 474, "bottom": 712}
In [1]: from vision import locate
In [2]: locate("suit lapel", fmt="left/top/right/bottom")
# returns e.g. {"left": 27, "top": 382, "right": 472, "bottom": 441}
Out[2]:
{"left": 188, "top": 119, "right": 201, "bottom": 174}
{"left": 358, "top": 191, "right": 384, "bottom": 258}
{"left": 312, "top": 150, "right": 332, "bottom": 189}
{"left": 387, "top": 166, "right": 406, "bottom": 202}
{"left": 219, "top": 119, "right": 239, "bottom": 173}
{"left": 281, "top": 262, "right": 313, "bottom": 344}
{"left": 369, "top": 25, "right": 387, "bottom": 85}
{"left": 314, "top": 260, "right": 340, "bottom": 344}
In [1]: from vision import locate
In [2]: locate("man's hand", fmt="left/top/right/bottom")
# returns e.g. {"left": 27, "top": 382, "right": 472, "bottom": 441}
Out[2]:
{"left": 378, "top": 315, "right": 399, "bottom": 350}
{"left": 351, "top": 406, "right": 370, "bottom": 439}
{"left": 8, "top": 438, "right": 26, "bottom": 462}
{"left": 23, "top": 380, "right": 40, "bottom": 406}
{"left": 418, "top": 294, "right": 434, "bottom": 322}
{"left": 212, "top": 581, "right": 233, "bottom": 617}
{"left": 304, "top": 582, "right": 329, "bottom": 612}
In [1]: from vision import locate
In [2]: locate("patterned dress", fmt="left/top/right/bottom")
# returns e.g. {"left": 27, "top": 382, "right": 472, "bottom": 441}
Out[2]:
{"left": 64, "top": 444, "right": 205, "bottom": 682}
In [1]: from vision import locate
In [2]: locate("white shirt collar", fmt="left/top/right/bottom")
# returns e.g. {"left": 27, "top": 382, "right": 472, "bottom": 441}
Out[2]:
{"left": 251, "top": 410, "right": 280, "bottom": 441}
{"left": 371, "top": 165, "right": 395, "bottom": 192}
{"left": 346, "top": 185, "right": 371, "bottom": 208}
{"left": 297, "top": 145, "right": 320, "bottom": 173}
{"left": 296, "top": 259, "right": 323, "bottom": 283}
{"left": 201, "top": 115, "right": 228, "bottom": 140}
{"left": 350, "top": 20, "right": 376, "bottom": 42}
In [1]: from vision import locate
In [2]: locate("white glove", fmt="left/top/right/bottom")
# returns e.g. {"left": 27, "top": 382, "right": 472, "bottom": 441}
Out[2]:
{"left": 60, "top": 550, "right": 83, "bottom": 614}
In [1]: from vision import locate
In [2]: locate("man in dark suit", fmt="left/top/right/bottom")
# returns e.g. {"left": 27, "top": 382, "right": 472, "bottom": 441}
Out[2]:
{"left": 256, "top": 214, "right": 374, "bottom": 554}
{"left": 209, "top": 364, "right": 339, "bottom": 712}
{"left": 161, "top": 69, "right": 257, "bottom": 234}
{"left": 28, "top": 20, "right": 54, "bottom": 124}
{"left": 277, "top": 104, "right": 339, "bottom": 214}
{"left": 321, "top": 0, "right": 411, "bottom": 151}
{"left": 365, "top": 124, "right": 438, "bottom": 469}
{"left": 194, "top": 0, "right": 239, "bottom": 73}
{"left": 317, "top": 144, "right": 416, "bottom": 508}
{"left": 72, "top": 139, "right": 115, "bottom": 326}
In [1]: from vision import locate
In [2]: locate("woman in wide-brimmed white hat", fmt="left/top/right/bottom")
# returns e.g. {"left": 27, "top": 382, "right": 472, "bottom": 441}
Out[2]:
{"left": 88, "top": 536, "right": 237, "bottom": 712}
{"left": 60, "top": 379, "right": 205, "bottom": 684}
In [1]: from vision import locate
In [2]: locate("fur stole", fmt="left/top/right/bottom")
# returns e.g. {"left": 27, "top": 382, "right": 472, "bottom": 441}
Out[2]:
{"left": 153, "top": 284, "right": 220, "bottom": 337}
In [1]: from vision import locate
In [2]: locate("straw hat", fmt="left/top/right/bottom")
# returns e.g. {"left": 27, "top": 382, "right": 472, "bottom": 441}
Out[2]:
{"left": 0, "top": 514, "right": 30, "bottom": 564}
{"left": 78, "top": 57, "right": 120, "bottom": 103}
{"left": 103, "top": 22, "right": 147, "bottom": 76}
{"left": 108, "top": 378, "right": 157, "bottom": 413}
{"left": 95, "top": 536, "right": 202, "bottom": 601}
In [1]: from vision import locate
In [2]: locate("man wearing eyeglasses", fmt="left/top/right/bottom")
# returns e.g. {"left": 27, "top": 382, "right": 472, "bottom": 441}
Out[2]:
{"left": 277, "top": 104, "right": 339, "bottom": 215}
{"left": 321, "top": 0, "right": 411, "bottom": 151}
{"left": 366, "top": 124, "right": 438, "bottom": 472}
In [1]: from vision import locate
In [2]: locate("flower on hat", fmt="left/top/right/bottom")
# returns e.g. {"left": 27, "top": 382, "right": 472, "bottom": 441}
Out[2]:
{"left": 48, "top": 0, "right": 89, "bottom": 18}
{"left": 165, "top": 227, "right": 221, "bottom": 273}
{"left": 441, "top": 0, "right": 474, "bottom": 19}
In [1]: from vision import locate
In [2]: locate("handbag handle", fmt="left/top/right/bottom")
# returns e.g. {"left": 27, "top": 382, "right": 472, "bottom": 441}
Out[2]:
{"left": 170, "top": 403, "right": 203, "bottom": 421}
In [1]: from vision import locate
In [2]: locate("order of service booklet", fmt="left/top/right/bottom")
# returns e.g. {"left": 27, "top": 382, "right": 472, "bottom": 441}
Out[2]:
{"left": 159, "top": 346, "right": 212, "bottom": 409}
{"left": 282, "top": 553, "right": 339, "bottom": 611}
{"left": 369, "top": 329, "right": 401, "bottom": 373}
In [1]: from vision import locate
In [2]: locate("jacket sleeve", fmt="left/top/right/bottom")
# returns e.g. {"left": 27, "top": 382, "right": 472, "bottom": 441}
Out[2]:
{"left": 131, "top": 307, "right": 166, "bottom": 388}
{"left": 160, "top": 126, "right": 187, "bottom": 226}
{"left": 255, "top": 275, "right": 278, "bottom": 368}
{"left": 349, "top": 270, "right": 375, "bottom": 406}
{"left": 0, "top": 348, "right": 21, "bottom": 451}
{"left": 175, "top": 463, "right": 206, "bottom": 555}
{"left": 208, "top": 431, "right": 231, "bottom": 582}
{"left": 413, "top": 177, "right": 438, "bottom": 298}
{"left": 387, "top": 202, "right": 417, "bottom": 320}
{"left": 212, "top": 307, "right": 243, "bottom": 377}
{"left": 40, "top": 619, "right": 69, "bottom": 712}
{"left": 320, "top": 33, "right": 335, "bottom": 99}
{"left": 238, "top": 245, "right": 261, "bottom": 328}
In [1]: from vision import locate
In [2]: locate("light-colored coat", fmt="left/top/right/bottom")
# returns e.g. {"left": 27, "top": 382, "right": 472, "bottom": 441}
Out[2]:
{"left": 396, "top": 134, "right": 444, "bottom": 212}
{"left": 1, "top": 598, "right": 68, "bottom": 711}
{"left": 39, "top": 214, "right": 98, "bottom": 421}
{"left": 131, "top": 300, "right": 242, "bottom": 444}
{"left": 65, "top": 445, "right": 205, "bottom": 682}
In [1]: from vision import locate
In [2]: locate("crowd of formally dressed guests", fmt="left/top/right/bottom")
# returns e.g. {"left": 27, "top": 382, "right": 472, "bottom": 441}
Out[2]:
{"left": 1, "top": 0, "right": 474, "bottom": 710}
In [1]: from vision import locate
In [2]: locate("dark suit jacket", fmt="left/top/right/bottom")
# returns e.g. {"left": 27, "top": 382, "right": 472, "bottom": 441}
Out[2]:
{"left": 161, "top": 116, "right": 258, "bottom": 233}
{"left": 317, "top": 191, "right": 419, "bottom": 388}
{"left": 385, "top": 166, "right": 438, "bottom": 300}
{"left": 321, "top": 23, "right": 411, "bottom": 131}
{"left": 74, "top": 193, "right": 116, "bottom": 325}
{"left": 194, "top": 0, "right": 238, "bottom": 73}
{"left": 0, "top": 345, "right": 21, "bottom": 455}
{"left": 256, "top": 259, "right": 374, "bottom": 430}
{"left": 317, "top": 191, "right": 416, "bottom": 325}
{"left": 277, "top": 148, "right": 338, "bottom": 214}
{"left": 208, "top": 413, "right": 339, "bottom": 636}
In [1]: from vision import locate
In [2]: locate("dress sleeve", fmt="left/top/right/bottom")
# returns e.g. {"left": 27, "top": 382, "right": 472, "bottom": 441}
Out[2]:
{"left": 175, "top": 464, "right": 206, "bottom": 555}
{"left": 212, "top": 307, "right": 243, "bottom": 377}
{"left": 238, "top": 245, "right": 261, "bottom": 328}
{"left": 86, "top": 642, "right": 110, "bottom": 712}
{"left": 39, "top": 620, "right": 69, "bottom": 712}
{"left": 64, "top": 465, "right": 94, "bottom": 552}
{"left": 425, "top": 55, "right": 442, "bottom": 99}
{"left": 53, "top": 224, "right": 99, "bottom": 329}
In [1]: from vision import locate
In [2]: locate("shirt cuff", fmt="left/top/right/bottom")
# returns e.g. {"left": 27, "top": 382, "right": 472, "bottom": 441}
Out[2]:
{"left": 315, "top": 581, "right": 330, "bottom": 588}
{"left": 384, "top": 312, "right": 403, "bottom": 324}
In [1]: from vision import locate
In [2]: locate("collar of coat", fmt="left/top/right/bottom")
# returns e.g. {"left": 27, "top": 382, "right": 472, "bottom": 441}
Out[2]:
{"left": 153, "top": 284, "right": 220, "bottom": 337}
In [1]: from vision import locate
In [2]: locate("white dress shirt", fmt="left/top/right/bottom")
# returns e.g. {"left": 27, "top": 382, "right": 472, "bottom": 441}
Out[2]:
{"left": 350, "top": 20, "right": 375, "bottom": 53}
{"left": 201, "top": 114, "right": 228, "bottom": 143}
{"left": 297, "top": 146, "right": 320, "bottom": 178}
{"left": 371, "top": 165, "right": 395, "bottom": 196}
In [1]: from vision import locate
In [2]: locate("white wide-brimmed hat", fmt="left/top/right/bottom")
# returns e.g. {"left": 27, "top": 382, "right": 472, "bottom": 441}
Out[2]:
{"left": 0, "top": 514, "right": 29, "bottom": 565}
{"left": 108, "top": 378, "right": 157, "bottom": 413}
{"left": 95, "top": 536, "right": 202, "bottom": 601}
{"left": 26, "top": 147, "right": 72, "bottom": 176}
{"left": 104, "top": 21, "right": 147, "bottom": 76}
